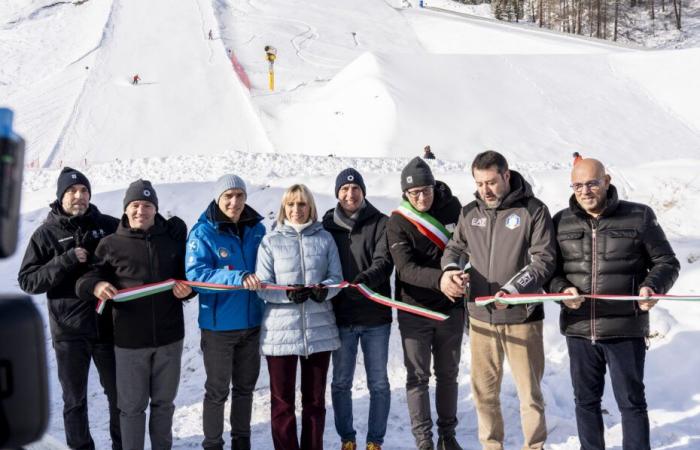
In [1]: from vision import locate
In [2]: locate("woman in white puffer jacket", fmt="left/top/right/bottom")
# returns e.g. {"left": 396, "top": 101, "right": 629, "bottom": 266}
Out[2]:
{"left": 256, "top": 183, "right": 342, "bottom": 450}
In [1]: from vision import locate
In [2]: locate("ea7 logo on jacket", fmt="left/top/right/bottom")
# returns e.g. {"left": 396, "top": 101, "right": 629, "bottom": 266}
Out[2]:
{"left": 471, "top": 217, "right": 487, "bottom": 227}
{"left": 516, "top": 272, "right": 533, "bottom": 288}
{"left": 505, "top": 213, "right": 521, "bottom": 230}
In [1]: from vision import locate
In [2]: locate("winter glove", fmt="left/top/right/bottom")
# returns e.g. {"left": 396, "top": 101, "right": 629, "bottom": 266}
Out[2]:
{"left": 310, "top": 284, "right": 328, "bottom": 303}
{"left": 287, "top": 284, "right": 312, "bottom": 304}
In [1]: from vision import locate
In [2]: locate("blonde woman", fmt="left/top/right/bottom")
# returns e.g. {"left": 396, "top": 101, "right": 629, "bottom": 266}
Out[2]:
{"left": 256, "top": 184, "right": 343, "bottom": 450}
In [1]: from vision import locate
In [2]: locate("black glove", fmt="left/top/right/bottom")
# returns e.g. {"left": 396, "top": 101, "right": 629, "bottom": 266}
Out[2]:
{"left": 287, "top": 284, "right": 312, "bottom": 304}
{"left": 352, "top": 273, "right": 369, "bottom": 286}
{"left": 310, "top": 284, "right": 328, "bottom": 303}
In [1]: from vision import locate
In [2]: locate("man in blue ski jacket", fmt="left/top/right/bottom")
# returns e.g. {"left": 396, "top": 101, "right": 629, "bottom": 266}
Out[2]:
{"left": 186, "top": 174, "right": 266, "bottom": 450}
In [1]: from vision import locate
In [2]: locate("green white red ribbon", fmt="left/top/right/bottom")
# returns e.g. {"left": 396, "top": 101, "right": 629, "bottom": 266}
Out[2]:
{"left": 96, "top": 279, "right": 450, "bottom": 321}
{"left": 394, "top": 200, "right": 452, "bottom": 250}
{"left": 475, "top": 292, "right": 700, "bottom": 306}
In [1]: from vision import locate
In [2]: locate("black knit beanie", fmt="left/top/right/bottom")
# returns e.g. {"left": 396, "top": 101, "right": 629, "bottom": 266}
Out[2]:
{"left": 400, "top": 157, "right": 435, "bottom": 192}
{"left": 123, "top": 179, "right": 158, "bottom": 211}
{"left": 56, "top": 167, "right": 91, "bottom": 201}
{"left": 334, "top": 168, "right": 366, "bottom": 198}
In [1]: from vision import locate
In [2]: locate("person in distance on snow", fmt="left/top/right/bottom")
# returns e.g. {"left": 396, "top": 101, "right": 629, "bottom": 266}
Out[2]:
{"left": 550, "top": 158, "right": 679, "bottom": 450}
{"left": 185, "top": 174, "right": 266, "bottom": 450}
{"left": 77, "top": 179, "right": 194, "bottom": 450}
{"left": 322, "top": 168, "right": 394, "bottom": 450}
{"left": 386, "top": 157, "right": 464, "bottom": 450}
{"left": 255, "top": 183, "right": 343, "bottom": 450}
{"left": 18, "top": 167, "right": 122, "bottom": 450}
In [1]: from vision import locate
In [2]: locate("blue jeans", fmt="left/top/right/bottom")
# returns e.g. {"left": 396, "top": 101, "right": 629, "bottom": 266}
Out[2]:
{"left": 331, "top": 323, "right": 391, "bottom": 445}
{"left": 567, "top": 337, "right": 649, "bottom": 450}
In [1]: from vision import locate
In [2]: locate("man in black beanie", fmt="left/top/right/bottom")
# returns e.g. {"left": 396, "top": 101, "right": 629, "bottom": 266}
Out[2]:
{"left": 323, "top": 168, "right": 394, "bottom": 450}
{"left": 387, "top": 157, "right": 465, "bottom": 450}
{"left": 18, "top": 167, "right": 122, "bottom": 450}
{"left": 77, "top": 179, "right": 193, "bottom": 450}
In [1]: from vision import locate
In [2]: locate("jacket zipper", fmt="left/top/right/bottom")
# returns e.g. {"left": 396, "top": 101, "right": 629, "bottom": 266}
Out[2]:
{"left": 487, "top": 210, "right": 498, "bottom": 324}
{"left": 298, "top": 231, "right": 309, "bottom": 357}
{"left": 147, "top": 236, "right": 157, "bottom": 346}
{"left": 590, "top": 219, "right": 598, "bottom": 344}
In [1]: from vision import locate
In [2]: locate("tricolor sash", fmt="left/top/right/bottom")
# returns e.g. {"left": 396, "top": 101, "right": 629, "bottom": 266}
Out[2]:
{"left": 394, "top": 200, "right": 452, "bottom": 250}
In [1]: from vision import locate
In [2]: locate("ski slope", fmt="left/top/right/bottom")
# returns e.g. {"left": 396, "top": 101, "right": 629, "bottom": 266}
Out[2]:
{"left": 1, "top": 0, "right": 700, "bottom": 449}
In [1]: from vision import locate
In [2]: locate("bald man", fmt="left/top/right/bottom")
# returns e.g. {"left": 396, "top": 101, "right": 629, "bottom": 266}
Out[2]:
{"left": 549, "top": 159, "right": 680, "bottom": 450}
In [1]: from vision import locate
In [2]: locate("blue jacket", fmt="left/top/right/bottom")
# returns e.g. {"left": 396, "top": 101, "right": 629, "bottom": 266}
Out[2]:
{"left": 256, "top": 221, "right": 342, "bottom": 356}
{"left": 186, "top": 202, "right": 266, "bottom": 331}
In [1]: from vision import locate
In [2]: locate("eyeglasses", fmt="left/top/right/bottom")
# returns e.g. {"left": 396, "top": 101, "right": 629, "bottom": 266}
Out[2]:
{"left": 570, "top": 179, "right": 604, "bottom": 193}
{"left": 406, "top": 186, "right": 434, "bottom": 199}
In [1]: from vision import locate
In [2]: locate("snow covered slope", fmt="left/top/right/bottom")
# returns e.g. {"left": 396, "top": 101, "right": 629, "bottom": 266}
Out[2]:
{"left": 1, "top": 0, "right": 273, "bottom": 167}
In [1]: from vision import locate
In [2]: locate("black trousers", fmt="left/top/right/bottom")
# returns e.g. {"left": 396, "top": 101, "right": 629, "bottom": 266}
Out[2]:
{"left": 53, "top": 338, "right": 121, "bottom": 450}
{"left": 567, "top": 336, "right": 649, "bottom": 450}
{"left": 201, "top": 328, "right": 261, "bottom": 450}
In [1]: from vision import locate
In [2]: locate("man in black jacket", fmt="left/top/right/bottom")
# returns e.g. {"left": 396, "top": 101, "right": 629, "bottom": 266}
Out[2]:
{"left": 322, "top": 168, "right": 393, "bottom": 450}
{"left": 76, "top": 179, "right": 194, "bottom": 450}
{"left": 18, "top": 167, "right": 121, "bottom": 450}
{"left": 550, "top": 159, "right": 680, "bottom": 450}
{"left": 441, "top": 151, "right": 555, "bottom": 450}
{"left": 387, "top": 157, "right": 464, "bottom": 450}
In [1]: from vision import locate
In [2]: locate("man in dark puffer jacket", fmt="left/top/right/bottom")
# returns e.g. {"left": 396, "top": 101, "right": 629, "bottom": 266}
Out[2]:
{"left": 550, "top": 159, "right": 680, "bottom": 450}
{"left": 77, "top": 179, "right": 194, "bottom": 450}
{"left": 18, "top": 167, "right": 121, "bottom": 450}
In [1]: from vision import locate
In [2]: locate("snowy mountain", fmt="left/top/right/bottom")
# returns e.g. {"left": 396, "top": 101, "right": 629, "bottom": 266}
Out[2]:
{"left": 1, "top": 0, "right": 699, "bottom": 449}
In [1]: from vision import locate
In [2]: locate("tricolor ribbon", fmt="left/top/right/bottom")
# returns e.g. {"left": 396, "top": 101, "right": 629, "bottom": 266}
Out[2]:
{"left": 394, "top": 200, "right": 452, "bottom": 250}
{"left": 475, "top": 292, "right": 700, "bottom": 306}
{"left": 96, "top": 279, "right": 450, "bottom": 321}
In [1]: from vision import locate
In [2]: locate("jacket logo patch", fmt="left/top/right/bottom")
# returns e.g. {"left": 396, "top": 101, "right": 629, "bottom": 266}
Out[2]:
{"left": 218, "top": 247, "right": 229, "bottom": 259}
{"left": 446, "top": 223, "right": 456, "bottom": 233}
{"left": 516, "top": 272, "right": 533, "bottom": 287}
{"left": 471, "top": 217, "right": 487, "bottom": 227}
{"left": 189, "top": 240, "right": 199, "bottom": 251}
{"left": 505, "top": 213, "right": 521, "bottom": 230}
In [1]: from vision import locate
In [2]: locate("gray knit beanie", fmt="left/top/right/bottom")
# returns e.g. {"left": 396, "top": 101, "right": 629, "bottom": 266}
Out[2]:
{"left": 214, "top": 174, "right": 247, "bottom": 202}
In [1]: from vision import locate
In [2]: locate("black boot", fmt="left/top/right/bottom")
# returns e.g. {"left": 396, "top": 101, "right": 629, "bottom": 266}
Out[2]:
{"left": 437, "top": 435, "right": 462, "bottom": 450}
{"left": 232, "top": 436, "right": 251, "bottom": 450}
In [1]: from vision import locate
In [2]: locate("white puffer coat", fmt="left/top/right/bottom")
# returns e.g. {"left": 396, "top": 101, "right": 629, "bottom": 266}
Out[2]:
{"left": 255, "top": 221, "right": 342, "bottom": 356}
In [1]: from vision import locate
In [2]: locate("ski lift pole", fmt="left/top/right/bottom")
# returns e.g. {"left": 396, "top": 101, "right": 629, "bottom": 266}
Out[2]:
{"left": 265, "top": 45, "right": 277, "bottom": 91}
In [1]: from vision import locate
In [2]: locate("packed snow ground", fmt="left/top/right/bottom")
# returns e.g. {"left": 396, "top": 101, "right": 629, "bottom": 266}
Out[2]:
{"left": 1, "top": 0, "right": 700, "bottom": 449}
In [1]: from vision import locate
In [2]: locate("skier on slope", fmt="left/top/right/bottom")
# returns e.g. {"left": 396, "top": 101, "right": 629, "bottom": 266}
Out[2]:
{"left": 132, "top": 74, "right": 140, "bottom": 85}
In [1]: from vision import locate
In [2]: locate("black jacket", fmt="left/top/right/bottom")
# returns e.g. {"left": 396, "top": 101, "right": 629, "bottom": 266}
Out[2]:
{"left": 322, "top": 200, "right": 394, "bottom": 327}
{"left": 18, "top": 202, "right": 119, "bottom": 342}
{"left": 441, "top": 171, "right": 556, "bottom": 324}
{"left": 387, "top": 181, "right": 463, "bottom": 315}
{"left": 550, "top": 185, "right": 680, "bottom": 340}
{"left": 76, "top": 214, "right": 192, "bottom": 349}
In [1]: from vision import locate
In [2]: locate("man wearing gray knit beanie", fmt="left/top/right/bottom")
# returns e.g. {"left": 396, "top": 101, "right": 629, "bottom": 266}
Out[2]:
{"left": 185, "top": 173, "right": 266, "bottom": 450}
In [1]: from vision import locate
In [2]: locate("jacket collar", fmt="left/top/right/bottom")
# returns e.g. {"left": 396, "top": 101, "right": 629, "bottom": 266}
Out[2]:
{"left": 201, "top": 201, "right": 263, "bottom": 232}
{"left": 273, "top": 220, "right": 324, "bottom": 237}
{"left": 322, "top": 199, "right": 381, "bottom": 232}
{"left": 116, "top": 213, "right": 168, "bottom": 238}
{"left": 46, "top": 201, "right": 99, "bottom": 230}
